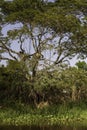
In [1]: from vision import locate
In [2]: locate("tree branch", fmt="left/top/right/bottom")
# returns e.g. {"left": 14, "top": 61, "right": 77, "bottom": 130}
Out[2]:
{"left": 0, "top": 41, "right": 18, "bottom": 60}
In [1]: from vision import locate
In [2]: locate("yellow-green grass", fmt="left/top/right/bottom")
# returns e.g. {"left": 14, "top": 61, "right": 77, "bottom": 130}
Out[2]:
{"left": 0, "top": 104, "right": 87, "bottom": 126}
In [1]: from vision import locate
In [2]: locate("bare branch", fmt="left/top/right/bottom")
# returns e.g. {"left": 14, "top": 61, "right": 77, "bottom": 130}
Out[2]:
{"left": 0, "top": 41, "right": 18, "bottom": 60}
{"left": 54, "top": 53, "right": 70, "bottom": 65}
{"left": 0, "top": 56, "right": 12, "bottom": 61}
{"left": 19, "top": 34, "right": 25, "bottom": 53}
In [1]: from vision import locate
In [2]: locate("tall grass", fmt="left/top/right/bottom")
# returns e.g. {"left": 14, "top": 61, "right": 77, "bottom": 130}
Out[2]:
{"left": 0, "top": 102, "right": 87, "bottom": 126}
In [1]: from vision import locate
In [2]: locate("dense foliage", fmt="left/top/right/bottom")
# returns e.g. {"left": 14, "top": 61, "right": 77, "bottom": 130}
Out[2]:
{"left": 0, "top": 61, "right": 87, "bottom": 106}
{"left": 0, "top": 0, "right": 87, "bottom": 107}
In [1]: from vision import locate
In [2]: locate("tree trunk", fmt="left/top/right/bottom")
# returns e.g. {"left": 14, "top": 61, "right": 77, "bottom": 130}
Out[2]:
{"left": 72, "top": 85, "right": 77, "bottom": 102}
{"left": 77, "top": 89, "right": 81, "bottom": 100}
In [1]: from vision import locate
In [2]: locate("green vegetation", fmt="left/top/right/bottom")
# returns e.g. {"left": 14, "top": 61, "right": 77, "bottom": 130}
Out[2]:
{"left": 0, "top": 103, "right": 87, "bottom": 126}
{"left": 0, "top": 61, "right": 87, "bottom": 106}
{"left": 0, "top": 60, "right": 87, "bottom": 126}
{"left": 0, "top": 0, "right": 87, "bottom": 127}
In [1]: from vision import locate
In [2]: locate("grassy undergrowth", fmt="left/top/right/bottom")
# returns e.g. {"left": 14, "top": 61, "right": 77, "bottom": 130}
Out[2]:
{"left": 0, "top": 102, "right": 87, "bottom": 126}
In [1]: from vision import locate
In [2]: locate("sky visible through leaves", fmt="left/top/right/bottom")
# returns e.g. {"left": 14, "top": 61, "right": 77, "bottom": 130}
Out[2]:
{"left": 0, "top": 0, "right": 87, "bottom": 66}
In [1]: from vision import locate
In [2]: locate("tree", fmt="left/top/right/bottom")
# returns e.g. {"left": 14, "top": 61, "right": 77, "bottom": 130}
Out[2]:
{"left": 0, "top": 0, "right": 87, "bottom": 73}
{"left": 76, "top": 61, "right": 87, "bottom": 71}
{"left": 58, "top": 67, "right": 87, "bottom": 102}
{"left": 0, "top": 61, "right": 31, "bottom": 103}
{"left": 0, "top": 0, "right": 87, "bottom": 105}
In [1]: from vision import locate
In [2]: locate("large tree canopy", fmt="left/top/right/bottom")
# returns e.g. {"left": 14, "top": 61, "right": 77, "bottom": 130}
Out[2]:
{"left": 0, "top": 0, "right": 87, "bottom": 77}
